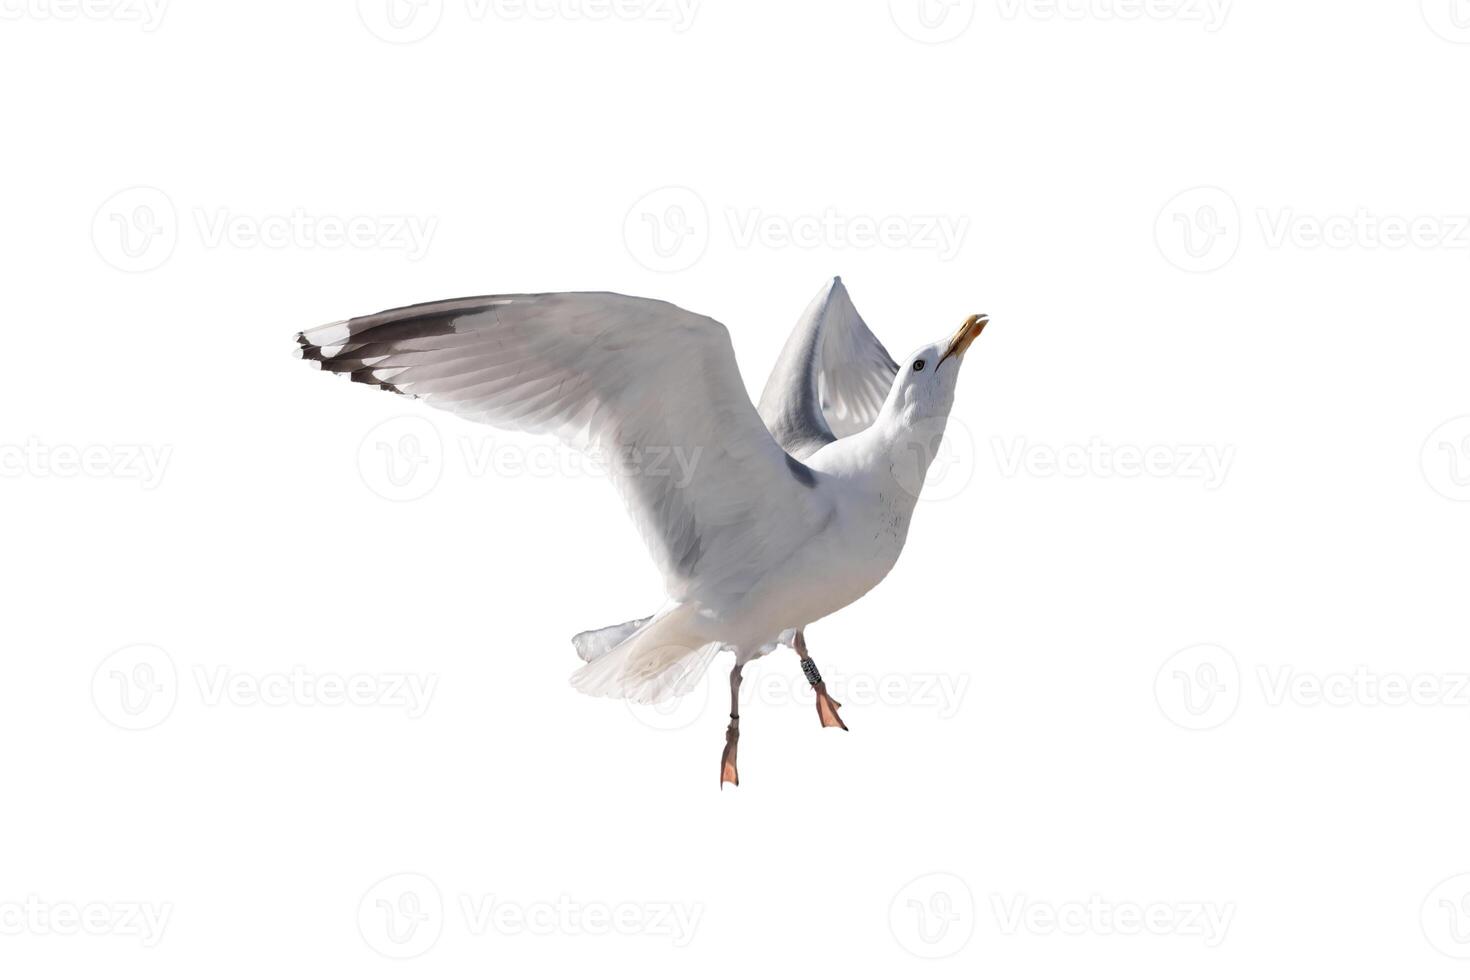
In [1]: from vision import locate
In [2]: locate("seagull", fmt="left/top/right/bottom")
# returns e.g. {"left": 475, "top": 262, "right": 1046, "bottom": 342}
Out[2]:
{"left": 295, "top": 278, "right": 987, "bottom": 786}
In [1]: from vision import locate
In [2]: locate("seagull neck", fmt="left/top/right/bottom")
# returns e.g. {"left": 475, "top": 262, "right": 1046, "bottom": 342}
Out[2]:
{"left": 850, "top": 409, "right": 951, "bottom": 494}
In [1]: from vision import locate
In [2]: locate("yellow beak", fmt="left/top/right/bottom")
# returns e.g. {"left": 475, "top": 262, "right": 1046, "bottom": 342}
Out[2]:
{"left": 936, "top": 314, "right": 988, "bottom": 369}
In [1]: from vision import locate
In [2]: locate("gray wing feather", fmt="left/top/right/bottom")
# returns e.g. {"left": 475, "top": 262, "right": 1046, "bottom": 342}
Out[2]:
{"left": 756, "top": 277, "right": 899, "bottom": 459}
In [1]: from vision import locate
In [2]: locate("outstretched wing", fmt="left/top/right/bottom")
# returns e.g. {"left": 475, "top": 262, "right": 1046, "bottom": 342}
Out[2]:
{"left": 296, "top": 292, "right": 829, "bottom": 605}
{"left": 756, "top": 277, "right": 899, "bottom": 460}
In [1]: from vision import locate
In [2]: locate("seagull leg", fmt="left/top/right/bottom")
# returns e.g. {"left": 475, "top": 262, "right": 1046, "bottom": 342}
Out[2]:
{"left": 720, "top": 663, "right": 743, "bottom": 788}
{"left": 794, "top": 631, "right": 848, "bottom": 731}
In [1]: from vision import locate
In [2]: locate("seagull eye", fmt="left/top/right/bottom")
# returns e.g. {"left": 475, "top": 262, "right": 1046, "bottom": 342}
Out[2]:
{"left": 912, "top": 359, "right": 926, "bottom": 372}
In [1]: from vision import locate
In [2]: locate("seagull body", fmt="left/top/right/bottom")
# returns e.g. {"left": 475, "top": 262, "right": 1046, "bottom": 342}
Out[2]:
{"left": 296, "top": 278, "right": 986, "bottom": 784}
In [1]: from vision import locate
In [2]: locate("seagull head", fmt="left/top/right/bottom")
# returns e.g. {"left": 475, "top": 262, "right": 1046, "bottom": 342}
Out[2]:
{"left": 884, "top": 313, "right": 988, "bottom": 428}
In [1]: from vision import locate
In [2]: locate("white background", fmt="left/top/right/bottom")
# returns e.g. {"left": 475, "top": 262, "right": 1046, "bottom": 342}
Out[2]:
{"left": 3, "top": 0, "right": 1469, "bottom": 976}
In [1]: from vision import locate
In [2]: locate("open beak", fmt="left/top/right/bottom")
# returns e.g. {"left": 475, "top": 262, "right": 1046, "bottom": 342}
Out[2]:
{"left": 935, "top": 314, "right": 988, "bottom": 370}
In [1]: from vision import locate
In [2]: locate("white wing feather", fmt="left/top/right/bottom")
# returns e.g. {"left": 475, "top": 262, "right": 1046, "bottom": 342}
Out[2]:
{"left": 756, "top": 277, "right": 898, "bottom": 459}
{"left": 296, "top": 292, "right": 829, "bottom": 608}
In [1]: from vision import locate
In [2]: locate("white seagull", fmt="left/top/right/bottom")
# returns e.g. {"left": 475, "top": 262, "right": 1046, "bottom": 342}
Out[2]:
{"left": 295, "top": 278, "right": 987, "bottom": 785}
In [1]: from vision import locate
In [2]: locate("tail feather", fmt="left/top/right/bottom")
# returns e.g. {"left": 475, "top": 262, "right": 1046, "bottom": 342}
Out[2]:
{"left": 570, "top": 606, "right": 719, "bottom": 704}
{"left": 571, "top": 616, "right": 653, "bottom": 663}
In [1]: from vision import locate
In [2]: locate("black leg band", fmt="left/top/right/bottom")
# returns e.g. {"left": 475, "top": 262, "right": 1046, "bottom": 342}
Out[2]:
{"left": 801, "top": 657, "right": 822, "bottom": 687}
